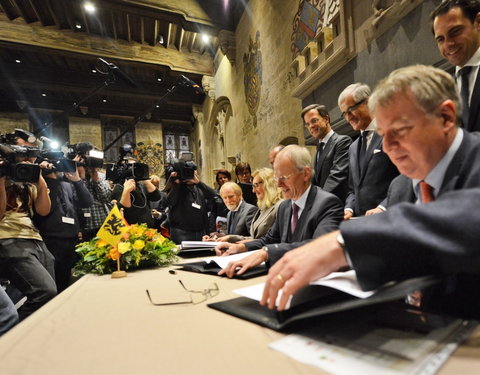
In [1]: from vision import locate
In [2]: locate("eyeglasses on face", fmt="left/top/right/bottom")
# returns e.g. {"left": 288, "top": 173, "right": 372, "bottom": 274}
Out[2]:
{"left": 341, "top": 98, "right": 367, "bottom": 118}
{"left": 252, "top": 181, "right": 263, "bottom": 189}
{"left": 146, "top": 280, "right": 219, "bottom": 306}
{"left": 274, "top": 170, "right": 301, "bottom": 183}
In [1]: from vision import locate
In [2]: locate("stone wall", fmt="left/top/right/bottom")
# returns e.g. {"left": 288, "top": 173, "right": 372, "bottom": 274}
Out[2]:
{"left": 198, "top": 0, "right": 304, "bottom": 186}
{"left": 69, "top": 117, "right": 102, "bottom": 147}
{"left": 0, "top": 112, "right": 30, "bottom": 134}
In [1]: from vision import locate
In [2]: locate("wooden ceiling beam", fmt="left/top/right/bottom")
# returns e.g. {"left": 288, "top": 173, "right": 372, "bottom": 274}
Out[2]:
{"left": 0, "top": 14, "right": 213, "bottom": 75}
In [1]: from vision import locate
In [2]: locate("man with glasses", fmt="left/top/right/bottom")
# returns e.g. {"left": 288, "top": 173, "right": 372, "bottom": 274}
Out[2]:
{"left": 302, "top": 104, "right": 351, "bottom": 203}
{"left": 431, "top": 0, "right": 480, "bottom": 132}
{"left": 261, "top": 65, "right": 480, "bottom": 319}
{"left": 339, "top": 83, "right": 398, "bottom": 219}
{"left": 215, "top": 145, "right": 343, "bottom": 277}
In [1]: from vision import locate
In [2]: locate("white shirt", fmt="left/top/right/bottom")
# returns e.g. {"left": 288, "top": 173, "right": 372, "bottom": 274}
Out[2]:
{"left": 292, "top": 184, "right": 312, "bottom": 219}
{"left": 455, "top": 47, "right": 480, "bottom": 105}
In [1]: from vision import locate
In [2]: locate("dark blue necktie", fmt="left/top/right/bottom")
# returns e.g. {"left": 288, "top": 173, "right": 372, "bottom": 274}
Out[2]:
{"left": 459, "top": 66, "right": 472, "bottom": 129}
{"left": 228, "top": 211, "right": 236, "bottom": 234}
{"left": 358, "top": 131, "right": 369, "bottom": 170}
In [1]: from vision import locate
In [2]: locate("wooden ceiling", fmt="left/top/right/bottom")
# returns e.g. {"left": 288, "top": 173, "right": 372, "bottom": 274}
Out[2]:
{"left": 0, "top": 0, "right": 244, "bottom": 134}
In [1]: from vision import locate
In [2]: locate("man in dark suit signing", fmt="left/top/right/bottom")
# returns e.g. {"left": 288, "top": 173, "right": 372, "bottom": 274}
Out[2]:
{"left": 216, "top": 145, "right": 344, "bottom": 277}
{"left": 261, "top": 65, "right": 480, "bottom": 320}
{"left": 302, "top": 104, "right": 351, "bottom": 203}
{"left": 219, "top": 182, "right": 257, "bottom": 237}
{"left": 339, "top": 83, "right": 399, "bottom": 219}
{"left": 431, "top": 0, "right": 480, "bottom": 132}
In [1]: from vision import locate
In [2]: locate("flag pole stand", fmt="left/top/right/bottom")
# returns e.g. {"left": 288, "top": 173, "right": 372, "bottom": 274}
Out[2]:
{"left": 112, "top": 257, "right": 127, "bottom": 278}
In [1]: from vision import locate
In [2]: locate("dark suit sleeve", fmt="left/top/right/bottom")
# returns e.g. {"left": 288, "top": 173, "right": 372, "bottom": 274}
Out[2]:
{"left": 322, "top": 136, "right": 351, "bottom": 196}
{"left": 268, "top": 194, "right": 344, "bottom": 264}
{"left": 341, "top": 188, "right": 480, "bottom": 291}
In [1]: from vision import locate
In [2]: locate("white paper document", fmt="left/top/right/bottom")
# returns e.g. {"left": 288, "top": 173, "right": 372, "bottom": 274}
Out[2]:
{"left": 201, "top": 250, "right": 264, "bottom": 269}
{"left": 233, "top": 270, "right": 373, "bottom": 306}
{"left": 180, "top": 241, "right": 222, "bottom": 249}
{"left": 268, "top": 320, "right": 476, "bottom": 375}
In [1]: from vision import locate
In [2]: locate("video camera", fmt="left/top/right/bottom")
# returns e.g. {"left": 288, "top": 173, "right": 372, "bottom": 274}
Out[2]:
{"left": 38, "top": 137, "right": 77, "bottom": 173}
{"left": 166, "top": 152, "right": 197, "bottom": 182}
{"left": 0, "top": 143, "right": 41, "bottom": 183}
{"left": 105, "top": 161, "right": 149, "bottom": 184}
{"left": 64, "top": 142, "right": 104, "bottom": 169}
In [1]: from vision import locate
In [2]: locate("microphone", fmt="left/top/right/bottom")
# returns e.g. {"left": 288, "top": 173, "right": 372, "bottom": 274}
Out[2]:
{"left": 98, "top": 58, "right": 138, "bottom": 88}
{"left": 179, "top": 74, "right": 204, "bottom": 95}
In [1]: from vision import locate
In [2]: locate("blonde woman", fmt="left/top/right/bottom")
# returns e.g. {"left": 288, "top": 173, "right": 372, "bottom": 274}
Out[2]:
{"left": 222, "top": 168, "right": 283, "bottom": 242}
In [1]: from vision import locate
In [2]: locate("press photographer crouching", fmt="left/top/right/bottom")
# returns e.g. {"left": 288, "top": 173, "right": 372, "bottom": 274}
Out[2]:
{"left": 165, "top": 156, "right": 217, "bottom": 243}
{"left": 0, "top": 129, "right": 57, "bottom": 320}
{"left": 32, "top": 142, "right": 94, "bottom": 293}
{"left": 109, "top": 158, "right": 161, "bottom": 228}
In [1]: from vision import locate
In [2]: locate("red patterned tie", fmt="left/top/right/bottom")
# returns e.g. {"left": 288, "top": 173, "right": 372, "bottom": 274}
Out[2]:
{"left": 408, "top": 181, "right": 435, "bottom": 308}
{"left": 419, "top": 181, "right": 434, "bottom": 203}
{"left": 291, "top": 203, "right": 299, "bottom": 234}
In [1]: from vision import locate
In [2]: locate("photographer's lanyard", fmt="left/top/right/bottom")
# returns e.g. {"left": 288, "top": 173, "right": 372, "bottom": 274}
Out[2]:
{"left": 188, "top": 185, "right": 201, "bottom": 210}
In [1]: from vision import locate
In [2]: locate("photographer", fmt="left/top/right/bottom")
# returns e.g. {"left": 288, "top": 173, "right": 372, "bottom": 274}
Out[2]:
{"left": 110, "top": 159, "right": 161, "bottom": 228}
{"left": 0, "top": 129, "right": 57, "bottom": 320}
{"left": 79, "top": 166, "right": 112, "bottom": 241}
{"left": 166, "top": 159, "right": 217, "bottom": 243}
{"left": 33, "top": 156, "right": 94, "bottom": 293}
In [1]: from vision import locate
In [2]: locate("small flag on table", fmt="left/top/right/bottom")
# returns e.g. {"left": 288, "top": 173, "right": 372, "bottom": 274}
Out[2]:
{"left": 96, "top": 204, "right": 129, "bottom": 278}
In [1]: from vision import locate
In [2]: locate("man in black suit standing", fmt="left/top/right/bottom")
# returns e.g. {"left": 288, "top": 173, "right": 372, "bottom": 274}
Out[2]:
{"left": 260, "top": 65, "right": 480, "bottom": 319}
{"left": 302, "top": 104, "right": 351, "bottom": 203}
{"left": 219, "top": 182, "right": 257, "bottom": 237}
{"left": 339, "top": 83, "right": 399, "bottom": 219}
{"left": 432, "top": 0, "right": 480, "bottom": 132}
{"left": 215, "top": 145, "right": 343, "bottom": 277}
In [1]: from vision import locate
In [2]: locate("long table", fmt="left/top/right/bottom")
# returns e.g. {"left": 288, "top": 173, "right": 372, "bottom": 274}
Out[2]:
{"left": 0, "top": 265, "right": 479, "bottom": 375}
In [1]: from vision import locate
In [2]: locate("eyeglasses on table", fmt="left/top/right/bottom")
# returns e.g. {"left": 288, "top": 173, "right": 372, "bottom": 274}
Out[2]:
{"left": 146, "top": 279, "right": 219, "bottom": 306}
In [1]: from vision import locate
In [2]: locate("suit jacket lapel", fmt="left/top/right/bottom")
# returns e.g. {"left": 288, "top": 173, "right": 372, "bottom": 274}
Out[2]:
{"left": 359, "top": 133, "right": 381, "bottom": 181}
{"left": 292, "top": 187, "right": 315, "bottom": 241}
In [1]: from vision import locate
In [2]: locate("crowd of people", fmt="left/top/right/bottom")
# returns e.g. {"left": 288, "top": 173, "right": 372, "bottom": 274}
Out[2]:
{"left": 1, "top": 0, "right": 480, "bottom": 338}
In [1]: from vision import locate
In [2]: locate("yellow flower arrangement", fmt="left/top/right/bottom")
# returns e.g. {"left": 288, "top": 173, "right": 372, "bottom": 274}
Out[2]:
{"left": 73, "top": 223, "right": 178, "bottom": 276}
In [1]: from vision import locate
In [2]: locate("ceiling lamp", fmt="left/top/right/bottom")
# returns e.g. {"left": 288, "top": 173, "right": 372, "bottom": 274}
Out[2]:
{"left": 201, "top": 34, "right": 210, "bottom": 43}
{"left": 84, "top": 2, "right": 96, "bottom": 14}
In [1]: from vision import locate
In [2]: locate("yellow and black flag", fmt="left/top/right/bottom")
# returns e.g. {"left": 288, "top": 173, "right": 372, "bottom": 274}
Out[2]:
{"left": 96, "top": 205, "right": 129, "bottom": 246}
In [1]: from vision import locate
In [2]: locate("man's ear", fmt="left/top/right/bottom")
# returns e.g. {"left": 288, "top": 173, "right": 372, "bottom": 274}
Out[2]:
{"left": 438, "top": 99, "right": 456, "bottom": 132}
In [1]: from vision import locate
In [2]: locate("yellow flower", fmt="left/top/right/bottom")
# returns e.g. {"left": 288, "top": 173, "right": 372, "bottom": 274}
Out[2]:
{"left": 118, "top": 242, "right": 132, "bottom": 254}
{"left": 130, "top": 225, "right": 145, "bottom": 236}
{"left": 132, "top": 239, "right": 145, "bottom": 251}
{"left": 96, "top": 239, "right": 109, "bottom": 247}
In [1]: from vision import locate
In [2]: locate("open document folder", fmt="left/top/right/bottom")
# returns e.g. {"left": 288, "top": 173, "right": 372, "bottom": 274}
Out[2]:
{"left": 177, "top": 241, "right": 221, "bottom": 256}
{"left": 208, "top": 270, "right": 440, "bottom": 331}
{"left": 175, "top": 251, "right": 267, "bottom": 279}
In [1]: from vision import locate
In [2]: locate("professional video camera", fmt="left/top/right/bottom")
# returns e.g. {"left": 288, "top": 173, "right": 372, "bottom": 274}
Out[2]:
{"left": 0, "top": 144, "right": 41, "bottom": 182}
{"left": 64, "top": 142, "right": 104, "bottom": 169}
{"left": 37, "top": 137, "right": 77, "bottom": 173}
{"left": 165, "top": 152, "right": 197, "bottom": 182}
{"left": 105, "top": 161, "right": 150, "bottom": 184}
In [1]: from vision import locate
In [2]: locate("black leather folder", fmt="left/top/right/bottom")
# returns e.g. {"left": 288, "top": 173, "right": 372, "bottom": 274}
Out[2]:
{"left": 208, "top": 276, "right": 439, "bottom": 331}
{"left": 176, "top": 261, "right": 267, "bottom": 279}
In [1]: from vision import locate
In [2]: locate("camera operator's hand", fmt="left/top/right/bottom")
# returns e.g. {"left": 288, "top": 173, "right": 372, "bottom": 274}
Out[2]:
{"left": 139, "top": 178, "right": 156, "bottom": 193}
{"left": 124, "top": 179, "right": 136, "bottom": 193}
{"left": 169, "top": 171, "right": 181, "bottom": 184}
{"left": 34, "top": 170, "right": 51, "bottom": 216}
{"left": 38, "top": 160, "right": 56, "bottom": 179}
